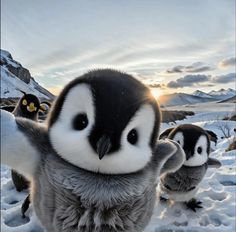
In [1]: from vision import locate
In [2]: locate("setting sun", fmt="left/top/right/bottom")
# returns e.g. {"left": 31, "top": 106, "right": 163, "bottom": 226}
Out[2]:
{"left": 150, "top": 88, "right": 162, "bottom": 99}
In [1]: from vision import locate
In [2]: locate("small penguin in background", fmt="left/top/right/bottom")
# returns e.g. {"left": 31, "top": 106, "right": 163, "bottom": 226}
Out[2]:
{"left": 1, "top": 69, "right": 186, "bottom": 232}
{"left": 158, "top": 124, "right": 221, "bottom": 212}
{"left": 11, "top": 90, "right": 46, "bottom": 192}
{"left": 11, "top": 90, "right": 46, "bottom": 217}
{"left": 12, "top": 90, "right": 44, "bottom": 121}
{"left": 38, "top": 101, "right": 52, "bottom": 120}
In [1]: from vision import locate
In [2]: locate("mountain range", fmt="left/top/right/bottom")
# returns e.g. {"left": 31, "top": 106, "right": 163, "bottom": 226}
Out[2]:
{"left": 0, "top": 49, "right": 54, "bottom": 100}
{"left": 158, "top": 88, "right": 236, "bottom": 107}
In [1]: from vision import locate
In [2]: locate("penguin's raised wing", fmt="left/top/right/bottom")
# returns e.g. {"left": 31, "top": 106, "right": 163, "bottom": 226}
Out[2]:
{"left": 1, "top": 110, "right": 46, "bottom": 179}
{"left": 154, "top": 139, "right": 185, "bottom": 175}
{"left": 159, "top": 127, "right": 174, "bottom": 140}
{"left": 207, "top": 157, "right": 221, "bottom": 168}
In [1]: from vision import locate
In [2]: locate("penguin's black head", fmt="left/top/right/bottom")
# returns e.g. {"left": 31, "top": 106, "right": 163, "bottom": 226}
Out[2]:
{"left": 163, "top": 124, "right": 210, "bottom": 167}
{"left": 18, "top": 93, "right": 41, "bottom": 119}
{"left": 48, "top": 69, "right": 161, "bottom": 174}
{"left": 160, "top": 124, "right": 210, "bottom": 166}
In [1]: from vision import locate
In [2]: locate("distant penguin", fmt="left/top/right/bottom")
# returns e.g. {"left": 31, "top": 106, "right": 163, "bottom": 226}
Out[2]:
{"left": 11, "top": 91, "right": 46, "bottom": 217}
{"left": 158, "top": 124, "right": 221, "bottom": 212}
{"left": 38, "top": 101, "right": 51, "bottom": 120}
{"left": 12, "top": 91, "right": 43, "bottom": 121}
{"left": 1, "top": 69, "right": 186, "bottom": 232}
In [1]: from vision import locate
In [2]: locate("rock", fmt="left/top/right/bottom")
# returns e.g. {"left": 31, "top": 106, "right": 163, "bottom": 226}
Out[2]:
{"left": 7, "top": 65, "right": 31, "bottom": 84}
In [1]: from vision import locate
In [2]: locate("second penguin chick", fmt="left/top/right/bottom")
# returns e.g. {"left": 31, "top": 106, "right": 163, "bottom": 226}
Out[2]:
{"left": 158, "top": 124, "right": 221, "bottom": 212}
{"left": 11, "top": 91, "right": 46, "bottom": 218}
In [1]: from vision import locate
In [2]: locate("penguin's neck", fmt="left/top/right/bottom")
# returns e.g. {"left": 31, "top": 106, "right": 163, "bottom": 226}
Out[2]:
{"left": 44, "top": 153, "right": 155, "bottom": 208}
{"left": 13, "top": 107, "right": 38, "bottom": 121}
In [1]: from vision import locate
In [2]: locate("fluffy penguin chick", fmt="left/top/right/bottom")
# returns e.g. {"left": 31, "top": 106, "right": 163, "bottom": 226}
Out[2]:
{"left": 11, "top": 92, "right": 41, "bottom": 192}
{"left": 12, "top": 91, "right": 42, "bottom": 121}
{"left": 1, "top": 69, "right": 186, "bottom": 232}
{"left": 10, "top": 92, "right": 45, "bottom": 217}
{"left": 158, "top": 124, "right": 221, "bottom": 212}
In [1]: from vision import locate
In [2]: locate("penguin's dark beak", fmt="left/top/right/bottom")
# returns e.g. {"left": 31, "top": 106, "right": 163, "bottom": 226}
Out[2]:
{"left": 96, "top": 135, "right": 111, "bottom": 160}
{"left": 186, "top": 151, "right": 192, "bottom": 160}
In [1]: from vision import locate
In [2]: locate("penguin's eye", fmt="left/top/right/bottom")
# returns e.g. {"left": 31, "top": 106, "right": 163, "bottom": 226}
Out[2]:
{"left": 127, "top": 129, "right": 138, "bottom": 145}
{"left": 72, "top": 113, "right": 88, "bottom": 130}
{"left": 22, "top": 99, "right": 27, "bottom": 105}
{"left": 197, "top": 146, "right": 202, "bottom": 154}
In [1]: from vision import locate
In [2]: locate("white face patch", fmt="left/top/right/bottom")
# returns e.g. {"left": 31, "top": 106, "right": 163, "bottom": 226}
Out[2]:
{"left": 172, "top": 132, "right": 184, "bottom": 147}
{"left": 49, "top": 84, "right": 156, "bottom": 174}
{"left": 184, "top": 135, "right": 208, "bottom": 167}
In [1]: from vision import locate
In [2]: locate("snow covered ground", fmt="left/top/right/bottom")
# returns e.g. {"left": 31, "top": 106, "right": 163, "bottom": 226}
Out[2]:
{"left": 1, "top": 103, "right": 235, "bottom": 232}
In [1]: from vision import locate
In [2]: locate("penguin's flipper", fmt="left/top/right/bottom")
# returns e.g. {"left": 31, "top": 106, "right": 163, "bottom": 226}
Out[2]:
{"left": 185, "top": 198, "right": 203, "bottom": 212}
{"left": 159, "top": 128, "right": 174, "bottom": 140}
{"left": 21, "top": 195, "right": 31, "bottom": 218}
{"left": 11, "top": 170, "right": 29, "bottom": 192}
{"left": 155, "top": 139, "right": 185, "bottom": 175}
{"left": 1, "top": 110, "right": 43, "bottom": 179}
{"left": 207, "top": 157, "right": 222, "bottom": 168}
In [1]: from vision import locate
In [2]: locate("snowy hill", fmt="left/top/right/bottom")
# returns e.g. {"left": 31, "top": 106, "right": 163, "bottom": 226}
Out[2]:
{"left": 158, "top": 93, "right": 217, "bottom": 107}
{"left": 219, "top": 95, "right": 236, "bottom": 103}
{"left": 0, "top": 50, "right": 54, "bottom": 100}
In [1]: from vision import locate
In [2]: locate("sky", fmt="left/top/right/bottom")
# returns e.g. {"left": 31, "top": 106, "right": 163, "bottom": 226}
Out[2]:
{"left": 1, "top": 0, "right": 235, "bottom": 96}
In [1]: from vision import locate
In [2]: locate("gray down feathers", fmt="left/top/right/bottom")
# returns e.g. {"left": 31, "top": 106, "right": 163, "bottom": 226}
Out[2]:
{"left": 15, "top": 118, "right": 185, "bottom": 232}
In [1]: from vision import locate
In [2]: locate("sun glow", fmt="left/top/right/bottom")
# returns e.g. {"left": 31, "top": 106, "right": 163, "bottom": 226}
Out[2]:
{"left": 150, "top": 88, "right": 162, "bottom": 99}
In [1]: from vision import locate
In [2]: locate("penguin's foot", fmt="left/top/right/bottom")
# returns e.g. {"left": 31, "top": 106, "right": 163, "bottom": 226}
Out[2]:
{"left": 159, "top": 196, "right": 168, "bottom": 202}
{"left": 185, "top": 198, "right": 202, "bottom": 212}
{"left": 21, "top": 195, "right": 30, "bottom": 218}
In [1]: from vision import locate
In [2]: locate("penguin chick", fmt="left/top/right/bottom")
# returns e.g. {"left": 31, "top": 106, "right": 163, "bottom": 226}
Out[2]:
{"left": 12, "top": 91, "right": 42, "bottom": 121}
{"left": 38, "top": 101, "right": 52, "bottom": 120}
{"left": 1, "top": 69, "right": 185, "bottom": 232}
{"left": 158, "top": 124, "right": 221, "bottom": 212}
{"left": 11, "top": 91, "right": 46, "bottom": 217}
{"left": 11, "top": 92, "right": 41, "bottom": 192}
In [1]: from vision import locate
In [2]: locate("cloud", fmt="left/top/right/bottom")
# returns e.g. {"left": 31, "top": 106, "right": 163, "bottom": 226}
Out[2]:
{"left": 166, "top": 62, "right": 212, "bottom": 73}
{"left": 218, "top": 57, "right": 236, "bottom": 68}
{"left": 212, "top": 73, "right": 236, "bottom": 83}
{"left": 167, "top": 74, "right": 210, "bottom": 88}
{"left": 148, "top": 83, "right": 165, "bottom": 88}
{"left": 166, "top": 65, "right": 184, "bottom": 73}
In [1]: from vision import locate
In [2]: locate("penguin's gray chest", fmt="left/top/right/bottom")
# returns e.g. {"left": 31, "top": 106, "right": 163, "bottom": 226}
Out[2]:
{"left": 161, "top": 164, "right": 207, "bottom": 192}
{"left": 32, "top": 155, "right": 157, "bottom": 232}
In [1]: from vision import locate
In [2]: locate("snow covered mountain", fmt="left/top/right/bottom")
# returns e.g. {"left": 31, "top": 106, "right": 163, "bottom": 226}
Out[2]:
{"left": 0, "top": 50, "right": 54, "bottom": 99}
{"left": 192, "top": 90, "right": 214, "bottom": 98}
{"left": 160, "top": 88, "right": 236, "bottom": 107}
{"left": 208, "top": 88, "right": 236, "bottom": 100}
{"left": 158, "top": 93, "right": 217, "bottom": 107}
